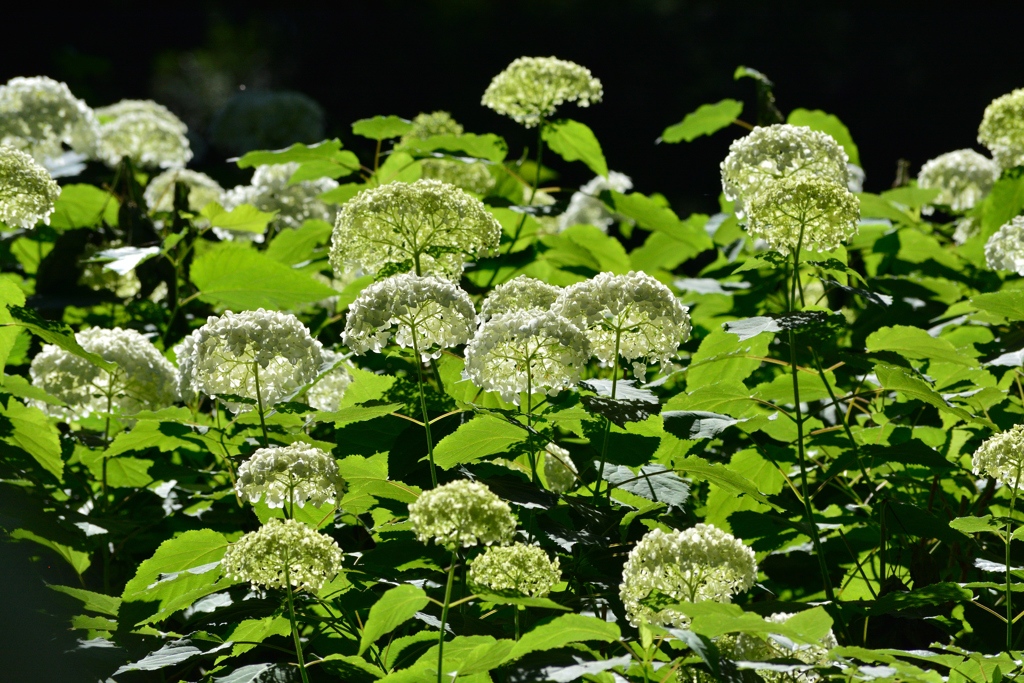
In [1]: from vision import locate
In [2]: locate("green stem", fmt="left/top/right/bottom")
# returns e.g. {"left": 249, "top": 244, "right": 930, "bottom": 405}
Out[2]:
{"left": 514, "top": 607, "right": 520, "bottom": 641}
{"left": 598, "top": 328, "right": 623, "bottom": 498}
{"left": 284, "top": 558, "right": 311, "bottom": 683}
{"left": 253, "top": 361, "right": 270, "bottom": 448}
{"left": 437, "top": 551, "right": 458, "bottom": 683}
{"left": 412, "top": 327, "right": 438, "bottom": 487}
{"left": 1008, "top": 477, "right": 1019, "bottom": 651}
{"left": 526, "top": 362, "right": 537, "bottom": 484}
{"left": 808, "top": 346, "right": 872, "bottom": 484}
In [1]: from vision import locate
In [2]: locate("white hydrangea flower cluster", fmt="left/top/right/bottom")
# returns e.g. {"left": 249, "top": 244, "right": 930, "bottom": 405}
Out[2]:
{"left": 408, "top": 479, "right": 517, "bottom": 551}
{"left": 734, "top": 612, "right": 837, "bottom": 683}
{"left": 953, "top": 216, "right": 981, "bottom": 245}
{"left": 0, "top": 76, "right": 98, "bottom": 162}
{"left": 94, "top": 99, "right": 192, "bottom": 169}
{"left": 464, "top": 308, "right": 590, "bottom": 404}
{"left": 482, "top": 56, "right": 603, "bottom": 128}
{"left": 403, "top": 111, "right": 465, "bottom": 142}
{"left": 304, "top": 349, "right": 352, "bottom": 413}
{"left": 177, "top": 309, "right": 323, "bottom": 414}
{"left": 745, "top": 176, "right": 861, "bottom": 255}
{"left": 220, "top": 162, "right": 338, "bottom": 241}
{"left": 544, "top": 442, "right": 577, "bottom": 494}
{"left": 221, "top": 517, "right": 343, "bottom": 592}
{"left": 720, "top": 124, "right": 850, "bottom": 217}
{"left": 0, "top": 146, "right": 61, "bottom": 228}
{"left": 552, "top": 271, "right": 691, "bottom": 381}
{"left": 469, "top": 542, "right": 562, "bottom": 597}
{"left": 978, "top": 88, "right": 1024, "bottom": 169}
{"left": 971, "top": 424, "right": 1024, "bottom": 489}
{"left": 619, "top": 524, "right": 758, "bottom": 628}
{"left": 330, "top": 179, "right": 501, "bottom": 280}
{"left": 421, "top": 159, "right": 495, "bottom": 195}
{"left": 984, "top": 216, "right": 1024, "bottom": 276}
{"left": 480, "top": 276, "right": 562, "bottom": 321}
{"left": 236, "top": 443, "right": 345, "bottom": 509}
{"left": 558, "top": 171, "right": 633, "bottom": 233}
{"left": 30, "top": 327, "right": 178, "bottom": 420}
{"left": 917, "top": 149, "right": 1000, "bottom": 213}
{"left": 343, "top": 273, "right": 476, "bottom": 361}
{"left": 144, "top": 168, "right": 224, "bottom": 213}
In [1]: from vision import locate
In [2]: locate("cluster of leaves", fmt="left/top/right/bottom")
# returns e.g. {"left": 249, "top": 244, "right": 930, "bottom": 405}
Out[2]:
{"left": 2, "top": 66, "right": 1024, "bottom": 683}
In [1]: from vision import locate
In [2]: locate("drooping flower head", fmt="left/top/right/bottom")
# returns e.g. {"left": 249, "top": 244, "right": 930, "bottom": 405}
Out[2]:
{"left": 94, "top": 99, "right": 192, "bottom": 169}
{"left": 480, "top": 276, "right": 562, "bottom": 321}
{"left": 984, "top": 216, "right": 1024, "bottom": 276}
{"left": 408, "top": 479, "right": 517, "bottom": 551}
{"left": 236, "top": 443, "right": 345, "bottom": 509}
{"left": 304, "top": 349, "right": 353, "bottom": 413}
{"left": 619, "top": 524, "right": 758, "bottom": 628}
{"left": 917, "top": 149, "right": 1000, "bottom": 214}
{"left": 30, "top": 327, "right": 178, "bottom": 420}
{"left": 744, "top": 176, "right": 860, "bottom": 255}
{"left": 552, "top": 271, "right": 691, "bottom": 381}
{"left": 330, "top": 179, "right": 501, "bottom": 280}
{"left": 734, "top": 612, "right": 838, "bottom": 683}
{"left": 221, "top": 517, "right": 343, "bottom": 592}
{"left": 0, "top": 146, "right": 61, "bottom": 228}
{"left": 220, "top": 162, "right": 338, "bottom": 241}
{"left": 720, "top": 124, "right": 850, "bottom": 217}
{"left": 0, "top": 76, "right": 98, "bottom": 162}
{"left": 972, "top": 424, "right": 1024, "bottom": 489}
{"left": 558, "top": 171, "right": 633, "bottom": 233}
{"left": 543, "top": 442, "right": 578, "bottom": 494}
{"left": 978, "top": 88, "right": 1024, "bottom": 169}
{"left": 469, "top": 543, "right": 561, "bottom": 597}
{"left": 144, "top": 168, "right": 224, "bottom": 213}
{"left": 482, "top": 56, "right": 603, "bottom": 128}
{"left": 178, "top": 309, "right": 323, "bottom": 414}
{"left": 464, "top": 308, "right": 590, "bottom": 405}
{"left": 343, "top": 273, "right": 476, "bottom": 361}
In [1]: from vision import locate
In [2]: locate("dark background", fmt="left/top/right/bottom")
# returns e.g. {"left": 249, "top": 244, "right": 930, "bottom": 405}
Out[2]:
{"left": 4, "top": 2, "right": 1023, "bottom": 215}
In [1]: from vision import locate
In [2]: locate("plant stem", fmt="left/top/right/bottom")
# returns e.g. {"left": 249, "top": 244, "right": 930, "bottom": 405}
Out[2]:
{"left": 507, "top": 121, "right": 545, "bottom": 256}
{"left": 514, "top": 607, "right": 520, "bottom": 641}
{"left": 411, "top": 327, "right": 438, "bottom": 487}
{"left": 437, "top": 551, "right": 458, "bottom": 683}
{"left": 808, "top": 346, "right": 872, "bottom": 483}
{"left": 283, "top": 559, "right": 311, "bottom": 683}
{"left": 1007, "top": 475, "right": 1019, "bottom": 651}
{"left": 253, "top": 361, "right": 270, "bottom": 448}
{"left": 526, "top": 361, "right": 537, "bottom": 484}
{"left": 598, "top": 328, "right": 623, "bottom": 498}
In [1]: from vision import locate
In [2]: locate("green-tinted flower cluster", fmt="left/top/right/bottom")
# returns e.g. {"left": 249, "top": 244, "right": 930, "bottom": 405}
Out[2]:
{"left": 984, "top": 216, "right": 1024, "bottom": 276}
{"left": 543, "top": 442, "right": 577, "bottom": 494}
{"left": 917, "top": 149, "right": 1000, "bottom": 213}
{"left": 304, "top": 349, "right": 352, "bottom": 413}
{"left": 480, "top": 276, "right": 562, "bottom": 321}
{"left": 978, "top": 88, "right": 1024, "bottom": 169}
{"left": 221, "top": 162, "right": 337, "bottom": 239}
{"left": 144, "top": 168, "right": 224, "bottom": 213}
{"left": 469, "top": 542, "right": 561, "bottom": 597}
{"left": 745, "top": 176, "right": 860, "bottom": 255}
{"left": 95, "top": 99, "right": 192, "bottom": 169}
{"left": 236, "top": 443, "right": 345, "bottom": 509}
{"left": 972, "top": 424, "right": 1024, "bottom": 489}
{"left": 734, "top": 612, "right": 837, "bottom": 683}
{"left": 482, "top": 56, "right": 603, "bottom": 128}
{"left": 408, "top": 480, "right": 516, "bottom": 550}
{"left": 0, "top": 76, "right": 98, "bottom": 162}
{"left": 0, "top": 145, "right": 60, "bottom": 228}
{"left": 221, "top": 517, "right": 343, "bottom": 592}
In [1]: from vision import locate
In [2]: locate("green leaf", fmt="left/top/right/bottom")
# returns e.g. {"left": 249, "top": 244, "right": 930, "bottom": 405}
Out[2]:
{"left": 265, "top": 220, "right": 332, "bottom": 266}
{"left": 253, "top": 499, "right": 336, "bottom": 530}
{"left": 786, "top": 108, "right": 860, "bottom": 166}
{"left": 981, "top": 167, "right": 1024, "bottom": 235}
{"left": 541, "top": 118, "right": 608, "bottom": 177}
{"left": 49, "top": 585, "right": 121, "bottom": 617}
{"left": 0, "top": 277, "right": 26, "bottom": 374}
{"left": 104, "top": 456, "right": 154, "bottom": 488}
{"left": 432, "top": 415, "right": 528, "bottom": 469}
{"left": 869, "top": 583, "right": 972, "bottom": 616}
{"left": 352, "top": 115, "right": 414, "bottom": 141}
{"left": 559, "top": 224, "right": 630, "bottom": 273}
{"left": 419, "top": 636, "right": 514, "bottom": 677}
{"left": 674, "top": 454, "right": 773, "bottom": 507}
{"left": 873, "top": 363, "right": 992, "bottom": 428}
{"left": 684, "top": 329, "right": 771, "bottom": 392}
{"left": 50, "top": 183, "right": 119, "bottom": 229}
{"left": 881, "top": 186, "right": 941, "bottom": 209}
{"left": 672, "top": 602, "right": 832, "bottom": 643}
{"left": 121, "top": 529, "right": 232, "bottom": 626}
{"left": 0, "top": 398, "right": 63, "bottom": 481}
{"left": 233, "top": 139, "right": 360, "bottom": 182}
{"left": 660, "top": 99, "right": 743, "bottom": 143}
{"left": 401, "top": 133, "right": 508, "bottom": 162}
{"left": 319, "top": 182, "right": 366, "bottom": 205}
{"left": 866, "top": 325, "right": 977, "bottom": 367}
{"left": 603, "top": 191, "right": 713, "bottom": 258}
{"left": 971, "top": 290, "right": 1024, "bottom": 321}
{"left": 10, "top": 528, "right": 90, "bottom": 576}
{"left": 316, "top": 403, "right": 404, "bottom": 426}
{"left": 473, "top": 592, "right": 570, "bottom": 611}
{"left": 334, "top": 367, "right": 397, "bottom": 409}
{"left": 507, "top": 614, "right": 620, "bottom": 661}
{"left": 3, "top": 305, "right": 117, "bottom": 372}
{"left": 856, "top": 193, "right": 917, "bottom": 224}
{"left": 360, "top": 584, "right": 430, "bottom": 655}
{"left": 200, "top": 202, "right": 277, "bottom": 234}
{"left": 189, "top": 241, "right": 339, "bottom": 310}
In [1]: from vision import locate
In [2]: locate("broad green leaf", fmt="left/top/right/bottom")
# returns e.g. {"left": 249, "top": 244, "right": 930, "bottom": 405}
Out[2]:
{"left": 115, "top": 639, "right": 234, "bottom": 674}
{"left": 103, "top": 456, "right": 154, "bottom": 488}
{"left": 401, "top": 133, "right": 508, "bottom": 162}
{"left": 316, "top": 403, "right": 404, "bottom": 426}
{"left": 542, "top": 118, "right": 608, "bottom": 177}
{"left": 981, "top": 167, "right": 1024, "bottom": 234}
{"left": 507, "top": 614, "right": 620, "bottom": 661}
{"left": 254, "top": 499, "right": 336, "bottom": 530}
{"left": 233, "top": 139, "right": 360, "bottom": 182}
{"left": 334, "top": 367, "right": 397, "bottom": 409}
{"left": 200, "top": 202, "right": 277, "bottom": 234}
{"left": 49, "top": 585, "right": 121, "bottom": 617}
{"left": 50, "top": 183, "right": 119, "bottom": 229}
{"left": 787, "top": 108, "right": 860, "bottom": 166}
{"left": 360, "top": 584, "right": 430, "bottom": 655}
{"left": 672, "top": 453, "right": 772, "bottom": 507}
{"left": 265, "top": 219, "right": 332, "bottom": 266}
{"left": 218, "top": 616, "right": 290, "bottom": 661}
{"left": 473, "top": 592, "right": 569, "bottom": 611}
{"left": 684, "top": 328, "right": 771, "bottom": 392}
{"left": 317, "top": 655, "right": 384, "bottom": 681}
{"left": 856, "top": 192, "right": 916, "bottom": 224}
{"left": 104, "top": 420, "right": 206, "bottom": 458}
{"left": 971, "top": 289, "right": 1024, "bottom": 321}
{"left": 189, "top": 241, "right": 338, "bottom": 310}
{"left": 873, "top": 363, "right": 992, "bottom": 428}
{"left": 1, "top": 373, "right": 64, "bottom": 407}
{"left": 559, "top": 224, "right": 630, "bottom": 273}
{"left": 661, "top": 99, "right": 743, "bottom": 143}
{"left": 10, "top": 237, "right": 52, "bottom": 275}
{"left": 432, "top": 415, "right": 528, "bottom": 469}
{"left": 0, "top": 277, "right": 26, "bottom": 373}
{"left": 337, "top": 452, "right": 421, "bottom": 515}
{"left": 319, "top": 182, "right": 366, "bottom": 205}
{"left": 0, "top": 398, "right": 63, "bottom": 481}
{"left": 866, "top": 325, "right": 977, "bottom": 367}
{"left": 673, "top": 602, "right": 832, "bottom": 643}
{"left": 882, "top": 186, "right": 941, "bottom": 209}
{"left": 604, "top": 191, "right": 713, "bottom": 259}
{"left": 352, "top": 115, "right": 414, "bottom": 141}
{"left": 418, "top": 636, "right": 514, "bottom": 677}
{"left": 3, "top": 305, "right": 117, "bottom": 372}
{"left": 630, "top": 218, "right": 710, "bottom": 272}
{"left": 10, "top": 528, "right": 89, "bottom": 576}
{"left": 869, "top": 583, "right": 972, "bottom": 616}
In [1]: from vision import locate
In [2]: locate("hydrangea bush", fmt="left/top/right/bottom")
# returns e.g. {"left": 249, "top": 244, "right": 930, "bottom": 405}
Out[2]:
{"left": 3, "top": 66, "right": 1024, "bottom": 683}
